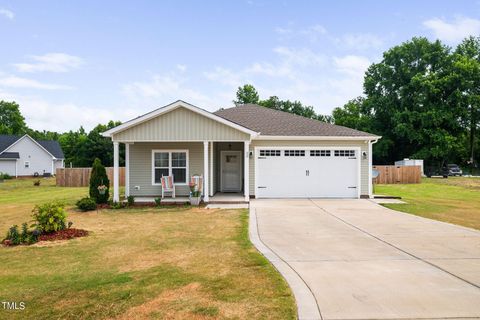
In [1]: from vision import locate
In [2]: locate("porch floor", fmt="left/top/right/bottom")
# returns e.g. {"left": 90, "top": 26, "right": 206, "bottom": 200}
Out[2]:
{"left": 132, "top": 192, "right": 247, "bottom": 204}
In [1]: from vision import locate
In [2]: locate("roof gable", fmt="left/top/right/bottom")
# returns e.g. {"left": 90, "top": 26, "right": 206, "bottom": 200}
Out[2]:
{"left": 214, "top": 104, "right": 379, "bottom": 138}
{"left": 0, "top": 134, "right": 64, "bottom": 159}
{"left": 103, "top": 100, "right": 258, "bottom": 139}
{"left": 110, "top": 105, "right": 252, "bottom": 142}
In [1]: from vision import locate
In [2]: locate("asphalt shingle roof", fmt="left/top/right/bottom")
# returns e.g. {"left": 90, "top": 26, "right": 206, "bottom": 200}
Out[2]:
{"left": 38, "top": 140, "right": 64, "bottom": 158}
{"left": 0, "top": 152, "right": 19, "bottom": 159}
{"left": 214, "top": 104, "right": 376, "bottom": 137}
{"left": 0, "top": 135, "right": 64, "bottom": 159}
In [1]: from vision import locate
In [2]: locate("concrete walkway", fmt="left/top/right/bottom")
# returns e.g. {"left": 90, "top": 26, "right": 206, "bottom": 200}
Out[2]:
{"left": 250, "top": 199, "right": 480, "bottom": 320}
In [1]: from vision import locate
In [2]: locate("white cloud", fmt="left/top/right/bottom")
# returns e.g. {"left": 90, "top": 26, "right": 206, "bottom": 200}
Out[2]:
{"left": 176, "top": 64, "right": 187, "bottom": 72}
{"left": 274, "top": 47, "right": 327, "bottom": 67}
{"left": 423, "top": 16, "right": 480, "bottom": 43}
{"left": 299, "top": 24, "right": 328, "bottom": 42}
{"left": 204, "top": 67, "right": 244, "bottom": 86}
{"left": 0, "top": 90, "right": 137, "bottom": 132}
{"left": 122, "top": 73, "right": 219, "bottom": 108}
{"left": 203, "top": 48, "right": 371, "bottom": 113}
{"left": 0, "top": 8, "right": 14, "bottom": 20}
{"left": 13, "top": 53, "right": 84, "bottom": 73}
{"left": 333, "top": 55, "right": 371, "bottom": 77}
{"left": 338, "top": 33, "right": 384, "bottom": 50}
{"left": 0, "top": 75, "right": 73, "bottom": 90}
{"left": 275, "top": 24, "right": 328, "bottom": 42}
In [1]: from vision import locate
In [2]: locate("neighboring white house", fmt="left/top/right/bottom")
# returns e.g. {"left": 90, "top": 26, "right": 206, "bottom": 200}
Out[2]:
{"left": 102, "top": 100, "right": 381, "bottom": 203}
{"left": 0, "top": 134, "right": 65, "bottom": 177}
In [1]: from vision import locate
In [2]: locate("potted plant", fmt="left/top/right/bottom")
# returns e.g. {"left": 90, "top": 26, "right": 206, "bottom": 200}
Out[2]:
{"left": 189, "top": 181, "right": 201, "bottom": 206}
{"left": 97, "top": 184, "right": 108, "bottom": 195}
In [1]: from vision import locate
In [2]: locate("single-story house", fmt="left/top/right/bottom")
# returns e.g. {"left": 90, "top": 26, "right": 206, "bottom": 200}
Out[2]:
{"left": 102, "top": 100, "right": 380, "bottom": 202}
{"left": 0, "top": 134, "right": 65, "bottom": 177}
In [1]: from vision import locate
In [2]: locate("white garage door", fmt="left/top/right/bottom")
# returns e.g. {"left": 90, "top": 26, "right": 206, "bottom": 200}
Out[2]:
{"left": 256, "top": 148, "right": 359, "bottom": 198}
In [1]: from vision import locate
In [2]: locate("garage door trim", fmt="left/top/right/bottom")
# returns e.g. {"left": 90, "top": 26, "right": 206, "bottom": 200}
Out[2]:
{"left": 254, "top": 146, "right": 361, "bottom": 198}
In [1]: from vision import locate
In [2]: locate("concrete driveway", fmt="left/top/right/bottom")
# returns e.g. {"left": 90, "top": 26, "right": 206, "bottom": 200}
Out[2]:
{"left": 250, "top": 199, "right": 480, "bottom": 320}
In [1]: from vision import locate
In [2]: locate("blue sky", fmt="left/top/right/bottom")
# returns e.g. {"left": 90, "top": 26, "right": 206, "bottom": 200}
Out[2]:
{"left": 0, "top": 1, "right": 479, "bottom": 132}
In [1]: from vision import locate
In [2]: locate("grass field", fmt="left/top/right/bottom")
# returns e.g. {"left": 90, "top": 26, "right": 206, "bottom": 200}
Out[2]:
{"left": 0, "top": 178, "right": 295, "bottom": 319}
{"left": 375, "top": 177, "right": 480, "bottom": 230}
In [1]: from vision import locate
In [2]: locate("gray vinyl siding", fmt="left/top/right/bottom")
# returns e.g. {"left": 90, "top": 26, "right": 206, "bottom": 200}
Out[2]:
{"left": 0, "top": 160, "right": 16, "bottom": 176}
{"left": 113, "top": 107, "right": 250, "bottom": 142}
{"left": 129, "top": 142, "right": 204, "bottom": 197}
{"left": 249, "top": 140, "right": 370, "bottom": 197}
{"left": 5, "top": 136, "right": 55, "bottom": 176}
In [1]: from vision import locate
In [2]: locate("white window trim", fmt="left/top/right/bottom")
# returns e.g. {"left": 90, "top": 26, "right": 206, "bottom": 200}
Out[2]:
{"left": 24, "top": 161, "right": 30, "bottom": 168}
{"left": 151, "top": 149, "right": 189, "bottom": 186}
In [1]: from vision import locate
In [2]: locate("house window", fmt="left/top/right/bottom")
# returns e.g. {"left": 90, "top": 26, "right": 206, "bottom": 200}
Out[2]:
{"left": 284, "top": 150, "right": 305, "bottom": 157}
{"left": 310, "top": 150, "right": 331, "bottom": 157}
{"left": 24, "top": 161, "right": 30, "bottom": 168}
{"left": 334, "top": 150, "right": 355, "bottom": 157}
{"left": 152, "top": 150, "right": 188, "bottom": 184}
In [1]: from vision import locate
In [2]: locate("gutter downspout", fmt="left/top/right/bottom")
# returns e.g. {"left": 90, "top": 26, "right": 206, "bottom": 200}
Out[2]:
{"left": 369, "top": 139, "right": 379, "bottom": 198}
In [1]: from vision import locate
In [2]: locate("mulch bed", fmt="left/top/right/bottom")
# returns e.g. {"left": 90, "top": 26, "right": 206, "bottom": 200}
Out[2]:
{"left": 38, "top": 228, "right": 89, "bottom": 242}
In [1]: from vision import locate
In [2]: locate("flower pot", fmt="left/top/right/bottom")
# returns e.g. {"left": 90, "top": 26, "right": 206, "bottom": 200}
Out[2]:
{"left": 189, "top": 196, "right": 201, "bottom": 206}
{"left": 98, "top": 189, "right": 106, "bottom": 195}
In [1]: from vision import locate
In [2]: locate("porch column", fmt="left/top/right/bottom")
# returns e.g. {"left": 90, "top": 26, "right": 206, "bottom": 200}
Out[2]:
{"left": 203, "top": 141, "right": 209, "bottom": 202}
{"left": 209, "top": 142, "right": 213, "bottom": 197}
{"left": 244, "top": 141, "right": 250, "bottom": 202}
{"left": 125, "top": 143, "right": 130, "bottom": 197}
{"left": 113, "top": 141, "right": 120, "bottom": 202}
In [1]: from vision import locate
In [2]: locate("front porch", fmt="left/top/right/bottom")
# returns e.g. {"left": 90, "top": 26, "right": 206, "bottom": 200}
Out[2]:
{"left": 112, "top": 140, "right": 251, "bottom": 203}
{"left": 133, "top": 192, "right": 247, "bottom": 205}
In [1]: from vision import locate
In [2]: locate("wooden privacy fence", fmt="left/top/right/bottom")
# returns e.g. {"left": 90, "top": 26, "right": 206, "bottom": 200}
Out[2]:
{"left": 373, "top": 165, "right": 421, "bottom": 184}
{"left": 56, "top": 167, "right": 125, "bottom": 187}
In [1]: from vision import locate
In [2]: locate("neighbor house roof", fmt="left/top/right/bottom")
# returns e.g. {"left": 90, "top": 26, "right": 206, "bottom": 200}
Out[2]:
{"left": 0, "top": 152, "right": 20, "bottom": 159}
{"left": 37, "top": 140, "right": 64, "bottom": 158}
{"left": 0, "top": 135, "right": 64, "bottom": 159}
{"left": 214, "top": 104, "right": 377, "bottom": 137}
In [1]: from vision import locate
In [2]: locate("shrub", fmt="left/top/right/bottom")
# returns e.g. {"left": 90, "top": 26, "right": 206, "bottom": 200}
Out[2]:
{"left": 0, "top": 172, "right": 11, "bottom": 180}
{"left": 33, "top": 180, "right": 41, "bottom": 186}
{"left": 76, "top": 197, "right": 97, "bottom": 211}
{"left": 5, "top": 225, "right": 20, "bottom": 245}
{"left": 32, "top": 201, "right": 67, "bottom": 233}
{"left": 89, "top": 158, "right": 110, "bottom": 204}
{"left": 127, "top": 195, "right": 135, "bottom": 206}
{"left": 154, "top": 197, "right": 162, "bottom": 206}
{"left": 110, "top": 201, "right": 125, "bottom": 210}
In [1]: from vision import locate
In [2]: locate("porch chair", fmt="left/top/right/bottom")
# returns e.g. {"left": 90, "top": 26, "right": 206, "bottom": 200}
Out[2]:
{"left": 190, "top": 175, "right": 203, "bottom": 194}
{"left": 161, "top": 175, "right": 175, "bottom": 198}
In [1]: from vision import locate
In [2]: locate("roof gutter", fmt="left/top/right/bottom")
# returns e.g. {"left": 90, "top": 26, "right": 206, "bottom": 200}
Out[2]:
{"left": 254, "top": 135, "right": 382, "bottom": 141}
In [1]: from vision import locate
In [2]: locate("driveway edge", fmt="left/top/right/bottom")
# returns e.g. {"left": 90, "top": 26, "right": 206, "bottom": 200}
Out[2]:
{"left": 249, "top": 208, "right": 322, "bottom": 320}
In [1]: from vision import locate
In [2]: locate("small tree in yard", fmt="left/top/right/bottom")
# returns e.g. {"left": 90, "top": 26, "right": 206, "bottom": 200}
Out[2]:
{"left": 89, "top": 158, "right": 110, "bottom": 204}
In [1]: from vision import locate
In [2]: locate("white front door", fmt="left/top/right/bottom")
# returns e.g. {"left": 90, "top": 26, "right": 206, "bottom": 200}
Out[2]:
{"left": 221, "top": 151, "right": 242, "bottom": 192}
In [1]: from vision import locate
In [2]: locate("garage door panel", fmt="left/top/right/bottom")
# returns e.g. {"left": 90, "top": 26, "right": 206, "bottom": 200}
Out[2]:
{"left": 257, "top": 156, "right": 307, "bottom": 197}
{"left": 256, "top": 148, "right": 359, "bottom": 198}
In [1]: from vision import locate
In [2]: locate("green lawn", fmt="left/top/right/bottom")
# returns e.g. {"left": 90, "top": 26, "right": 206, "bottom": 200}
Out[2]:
{"left": 375, "top": 177, "right": 480, "bottom": 230}
{"left": 0, "top": 178, "right": 295, "bottom": 319}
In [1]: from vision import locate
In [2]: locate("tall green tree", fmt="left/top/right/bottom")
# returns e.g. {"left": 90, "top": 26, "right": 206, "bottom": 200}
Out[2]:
{"left": 0, "top": 101, "right": 27, "bottom": 135}
{"left": 363, "top": 37, "right": 462, "bottom": 164}
{"left": 85, "top": 121, "right": 124, "bottom": 167}
{"left": 234, "top": 84, "right": 259, "bottom": 105}
{"left": 452, "top": 36, "right": 480, "bottom": 167}
{"left": 332, "top": 97, "right": 372, "bottom": 130}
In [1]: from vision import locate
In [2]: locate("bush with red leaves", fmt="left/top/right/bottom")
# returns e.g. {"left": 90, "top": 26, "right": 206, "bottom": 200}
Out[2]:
{"left": 38, "top": 228, "right": 88, "bottom": 242}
